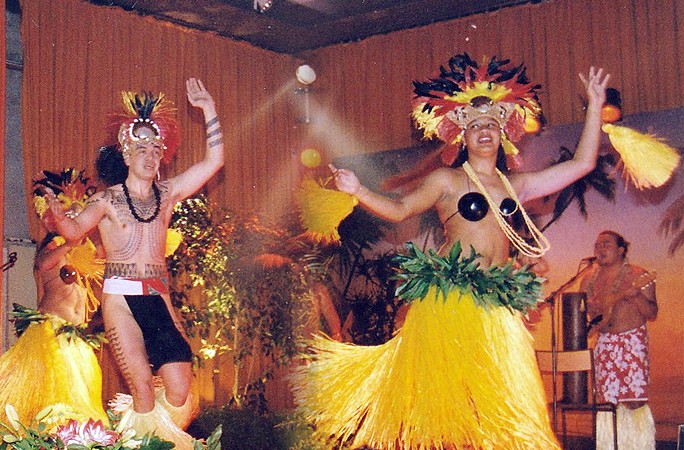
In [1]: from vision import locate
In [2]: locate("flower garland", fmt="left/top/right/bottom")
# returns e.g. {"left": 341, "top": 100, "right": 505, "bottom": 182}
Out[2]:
{"left": 0, "top": 405, "right": 222, "bottom": 450}
{"left": 393, "top": 242, "right": 544, "bottom": 314}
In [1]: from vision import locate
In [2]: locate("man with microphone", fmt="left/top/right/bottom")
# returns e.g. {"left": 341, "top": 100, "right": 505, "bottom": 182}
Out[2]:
{"left": 579, "top": 230, "right": 658, "bottom": 450}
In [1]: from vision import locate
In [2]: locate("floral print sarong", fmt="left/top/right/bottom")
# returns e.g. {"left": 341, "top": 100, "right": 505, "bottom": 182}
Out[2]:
{"left": 594, "top": 325, "right": 649, "bottom": 404}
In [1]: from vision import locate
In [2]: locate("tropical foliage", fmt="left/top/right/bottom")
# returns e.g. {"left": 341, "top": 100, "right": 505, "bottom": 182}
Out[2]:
{"left": 167, "top": 196, "right": 316, "bottom": 408}
{"left": 659, "top": 194, "right": 684, "bottom": 255}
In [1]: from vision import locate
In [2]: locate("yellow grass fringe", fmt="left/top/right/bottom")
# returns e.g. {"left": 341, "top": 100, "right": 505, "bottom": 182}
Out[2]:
{"left": 291, "top": 286, "right": 559, "bottom": 449}
{"left": 0, "top": 318, "right": 108, "bottom": 427}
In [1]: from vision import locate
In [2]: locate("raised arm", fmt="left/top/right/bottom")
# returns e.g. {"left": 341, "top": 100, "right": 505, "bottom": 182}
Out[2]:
{"left": 330, "top": 164, "right": 447, "bottom": 223}
{"left": 45, "top": 190, "right": 107, "bottom": 245}
{"left": 169, "top": 78, "right": 225, "bottom": 202}
{"left": 513, "top": 67, "right": 611, "bottom": 202}
{"left": 34, "top": 238, "right": 71, "bottom": 272}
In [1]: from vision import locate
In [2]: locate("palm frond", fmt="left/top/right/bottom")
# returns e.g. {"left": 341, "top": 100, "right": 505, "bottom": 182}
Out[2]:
{"left": 418, "top": 209, "right": 445, "bottom": 250}
{"left": 659, "top": 194, "right": 684, "bottom": 255}
{"left": 540, "top": 148, "right": 616, "bottom": 232}
{"left": 335, "top": 209, "right": 389, "bottom": 277}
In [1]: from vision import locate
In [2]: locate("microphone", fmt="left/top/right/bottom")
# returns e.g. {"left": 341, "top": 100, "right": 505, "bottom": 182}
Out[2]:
{"left": 581, "top": 256, "right": 597, "bottom": 263}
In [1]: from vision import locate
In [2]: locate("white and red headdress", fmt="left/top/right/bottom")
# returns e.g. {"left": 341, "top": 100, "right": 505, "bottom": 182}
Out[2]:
{"left": 109, "top": 91, "right": 181, "bottom": 164}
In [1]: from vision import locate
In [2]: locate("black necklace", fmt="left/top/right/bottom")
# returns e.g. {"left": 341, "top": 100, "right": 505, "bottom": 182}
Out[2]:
{"left": 122, "top": 181, "right": 161, "bottom": 223}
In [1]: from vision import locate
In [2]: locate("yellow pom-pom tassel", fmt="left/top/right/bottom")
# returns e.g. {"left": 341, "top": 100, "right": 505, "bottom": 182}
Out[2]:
{"left": 296, "top": 177, "right": 359, "bottom": 244}
{"left": 602, "top": 124, "right": 681, "bottom": 189}
{"left": 165, "top": 228, "right": 183, "bottom": 257}
{"left": 66, "top": 237, "right": 105, "bottom": 317}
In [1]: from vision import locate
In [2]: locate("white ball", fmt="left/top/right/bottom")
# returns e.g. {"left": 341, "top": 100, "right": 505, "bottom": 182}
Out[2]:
{"left": 296, "top": 65, "right": 316, "bottom": 85}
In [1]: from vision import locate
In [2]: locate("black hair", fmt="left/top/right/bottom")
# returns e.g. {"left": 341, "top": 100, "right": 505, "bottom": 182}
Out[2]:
{"left": 36, "top": 231, "right": 60, "bottom": 253}
{"left": 599, "top": 230, "right": 630, "bottom": 257}
{"left": 96, "top": 145, "right": 128, "bottom": 187}
{"left": 450, "top": 143, "right": 509, "bottom": 173}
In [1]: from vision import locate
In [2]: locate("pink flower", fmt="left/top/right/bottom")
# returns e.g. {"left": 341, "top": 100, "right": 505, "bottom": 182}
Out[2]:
{"left": 55, "top": 419, "right": 119, "bottom": 447}
{"left": 81, "top": 419, "right": 118, "bottom": 446}
{"left": 55, "top": 420, "right": 82, "bottom": 446}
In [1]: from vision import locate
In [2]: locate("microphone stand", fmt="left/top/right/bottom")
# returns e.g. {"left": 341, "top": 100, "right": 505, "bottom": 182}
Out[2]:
{"left": 544, "top": 261, "right": 594, "bottom": 433}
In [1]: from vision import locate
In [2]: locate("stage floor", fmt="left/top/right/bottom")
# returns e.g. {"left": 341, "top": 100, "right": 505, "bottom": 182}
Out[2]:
{"left": 562, "top": 435, "right": 677, "bottom": 450}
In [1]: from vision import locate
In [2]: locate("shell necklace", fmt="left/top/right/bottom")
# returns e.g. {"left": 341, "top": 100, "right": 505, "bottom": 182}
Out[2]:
{"left": 586, "top": 261, "right": 629, "bottom": 298}
{"left": 462, "top": 161, "right": 550, "bottom": 258}
{"left": 122, "top": 181, "right": 161, "bottom": 223}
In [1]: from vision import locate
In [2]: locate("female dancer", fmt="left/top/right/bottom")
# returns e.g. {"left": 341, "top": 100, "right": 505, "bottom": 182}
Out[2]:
{"left": 0, "top": 169, "right": 107, "bottom": 427}
{"left": 292, "top": 55, "right": 609, "bottom": 449}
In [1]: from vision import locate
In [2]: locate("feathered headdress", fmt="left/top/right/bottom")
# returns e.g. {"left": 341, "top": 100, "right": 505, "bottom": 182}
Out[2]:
{"left": 412, "top": 53, "right": 542, "bottom": 165}
{"left": 109, "top": 91, "right": 181, "bottom": 164}
{"left": 33, "top": 168, "right": 95, "bottom": 222}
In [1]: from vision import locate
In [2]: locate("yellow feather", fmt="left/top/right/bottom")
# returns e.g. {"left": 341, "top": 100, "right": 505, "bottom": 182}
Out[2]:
{"left": 602, "top": 124, "right": 681, "bottom": 189}
{"left": 33, "top": 196, "right": 49, "bottom": 218}
{"left": 448, "top": 80, "right": 512, "bottom": 104}
{"left": 121, "top": 91, "right": 139, "bottom": 116}
{"left": 165, "top": 228, "right": 183, "bottom": 256}
{"left": 501, "top": 133, "right": 520, "bottom": 155}
{"left": 296, "top": 177, "right": 358, "bottom": 244}
{"left": 411, "top": 103, "right": 442, "bottom": 140}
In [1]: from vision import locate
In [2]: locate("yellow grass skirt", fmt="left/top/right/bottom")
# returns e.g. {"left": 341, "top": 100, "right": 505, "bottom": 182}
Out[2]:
{"left": 291, "top": 286, "right": 559, "bottom": 449}
{"left": 0, "top": 316, "right": 108, "bottom": 426}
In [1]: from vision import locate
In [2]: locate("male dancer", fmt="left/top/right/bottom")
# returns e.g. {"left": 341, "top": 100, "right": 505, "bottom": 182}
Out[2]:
{"left": 47, "top": 79, "right": 224, "bottom": 447}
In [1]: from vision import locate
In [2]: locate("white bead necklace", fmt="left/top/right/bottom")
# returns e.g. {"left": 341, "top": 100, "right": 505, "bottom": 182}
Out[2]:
{"left": 462, "top": 161, "right": 551, "bottom": 258}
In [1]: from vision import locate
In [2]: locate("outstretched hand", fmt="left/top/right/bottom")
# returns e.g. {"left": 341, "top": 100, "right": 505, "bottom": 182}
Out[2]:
{"left": 329, "top": 164, "right": 361, "bottom": 195}
{"left": 42, "top": 188, "right": 64, "bottom": 217}
{"left": 579, "top": 67, "right": 610, "bottom": 108}
{"left": 186, "top": 78, "right": 215, "bottom": 110}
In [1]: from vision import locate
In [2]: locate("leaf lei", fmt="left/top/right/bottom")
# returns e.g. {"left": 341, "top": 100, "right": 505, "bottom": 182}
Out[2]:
{"left": 393, "top": 242, "right": 544, "bottom": 314}
{"left": 11, "top": 303, "right": 106, "bottom": 349}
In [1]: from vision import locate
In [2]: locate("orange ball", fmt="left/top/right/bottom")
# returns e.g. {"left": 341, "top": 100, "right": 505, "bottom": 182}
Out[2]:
{"left": 601, "top": 104, "right": 622, "bottom": 123}
{"left": 300, "top": 148, "right": 321, "bottom": 168}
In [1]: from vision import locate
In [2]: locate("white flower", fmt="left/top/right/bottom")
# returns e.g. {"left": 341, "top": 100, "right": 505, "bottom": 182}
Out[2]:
{"left": 108, "top": 392, "right": 134, "bottom": 413}
{"left": 119, "top": 428, "right": 144, "bottom": 449}
{"left": 55, "top": 418, "right": 119, "bottom": 447}
{"left": 2, "top": 434, "right": 19, "bottom": 443}
{"left": 4, "top": 405, "right": 20, "bottom": 432}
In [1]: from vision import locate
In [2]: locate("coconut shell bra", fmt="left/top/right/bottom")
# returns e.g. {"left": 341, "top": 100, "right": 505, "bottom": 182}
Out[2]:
{"left": 444, "top": 192, "right": 517, "bottom": 223}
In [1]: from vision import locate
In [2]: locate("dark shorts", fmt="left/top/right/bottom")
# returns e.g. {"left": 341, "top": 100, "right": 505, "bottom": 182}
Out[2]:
{"left": 124, "top": 295, "right": 193, "bottom": 371}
